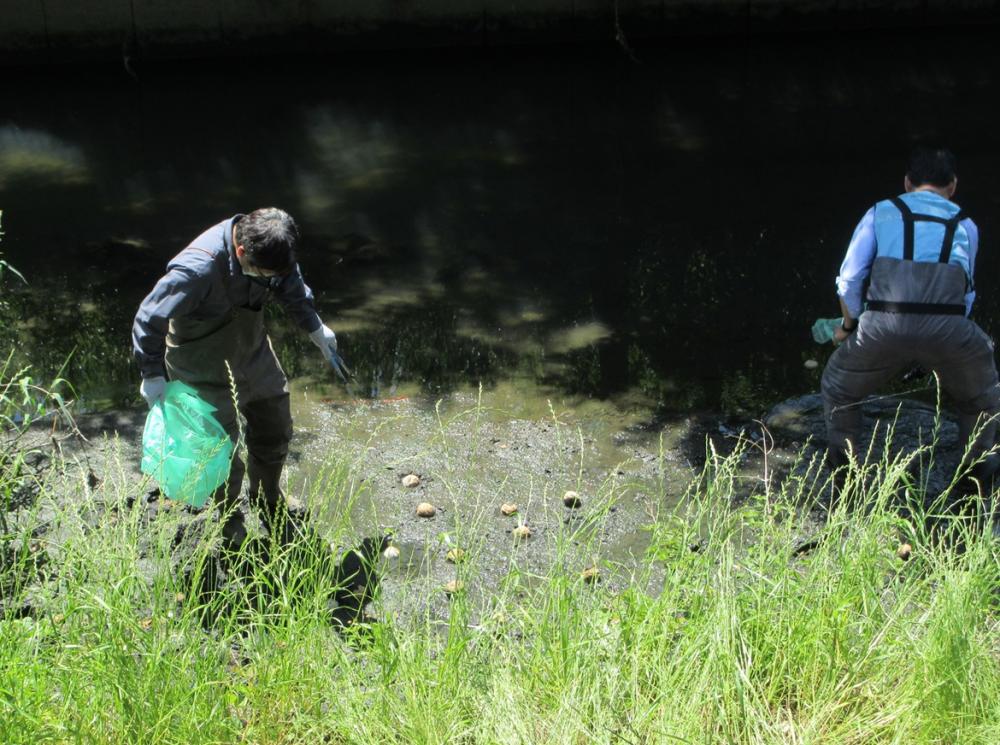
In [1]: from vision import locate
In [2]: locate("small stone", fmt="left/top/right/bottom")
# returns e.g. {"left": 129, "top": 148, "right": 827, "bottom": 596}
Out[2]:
{"left": 443, "top": 580, "right": 465, "bottom": 595}
{"left": 897, "top": 543, "right": 913, "bottom": 561}
{"left": 174, "top": 592, "right": 186, "bottom": 603}
{"left": 511, "top": 525, "right": 532, "bottom": 541}
{"left": 582, "top": 566, "right": 600, "bottom": 584}
{"left": 402, "top": 474, "right": 421, "bottom": 488}
{"left": 500, "top": 502, "right": 518, "bottom": 516}
{"left": 416, "top": 502, "right": 436, "bottom": 518}
{"left": 446, "top": 548, "right": 466, "bottom": 564}
{"left": 804, "top": 359, "right": 819, "bottom": 370}
{"left": 383, "top": 545, "right": 401, "bottom": 559}
{"left": 140, "top": 617, "right": 154, "bottom": 631}
{"left": 563, "top": 490, "right": 582, "bottom": 509}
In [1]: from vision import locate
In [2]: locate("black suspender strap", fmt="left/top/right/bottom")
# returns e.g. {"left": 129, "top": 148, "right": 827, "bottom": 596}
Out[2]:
{"left": 889, "top": 196, "right": 915, "bottom": 260}
{"left": 890, "top": 197, "right": 966, "bottom": 264}
{"left": 938, "top": 211, "right": 964, "bottom": 264}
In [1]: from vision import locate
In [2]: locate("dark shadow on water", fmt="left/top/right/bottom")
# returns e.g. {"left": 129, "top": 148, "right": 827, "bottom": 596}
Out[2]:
{"left": 4, "top": 30, "right": 1000, "bottom": 414}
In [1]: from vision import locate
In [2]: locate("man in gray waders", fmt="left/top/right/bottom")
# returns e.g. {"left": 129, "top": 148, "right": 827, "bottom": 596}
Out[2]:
{"left": 132, "top": 207, "right": 340, "bottom": 550}
{"left": 822, "top": 147, "right": 1000, "bottom": 496}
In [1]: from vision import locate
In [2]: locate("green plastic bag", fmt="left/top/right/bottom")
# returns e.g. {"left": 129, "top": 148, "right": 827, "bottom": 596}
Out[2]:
{"left": 140, "top": 381, "right": 233, "bottom": 508}
{"left": 811, "top": 317, "right": 843, "bottom": 344}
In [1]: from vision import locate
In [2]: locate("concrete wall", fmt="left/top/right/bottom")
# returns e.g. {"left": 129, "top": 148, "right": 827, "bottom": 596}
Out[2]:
{"left": 2, "top": 1, "right": 1000, "bottom": 64}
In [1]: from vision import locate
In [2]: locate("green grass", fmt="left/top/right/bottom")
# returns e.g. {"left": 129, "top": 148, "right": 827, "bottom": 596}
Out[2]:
{"left": 2, "top": 403, "right": 1000, "bottom": 744}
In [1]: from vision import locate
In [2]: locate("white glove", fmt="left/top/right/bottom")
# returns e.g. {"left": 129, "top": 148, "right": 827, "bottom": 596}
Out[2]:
{"left": 309, "top": 323, "right": 338, "bottom": 362}
{"left": 140, "top": 376, "right": 166, "bottom": 408}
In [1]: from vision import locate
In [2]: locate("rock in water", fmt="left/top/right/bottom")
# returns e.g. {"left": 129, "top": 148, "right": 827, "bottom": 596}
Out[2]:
{"left": 562, "top": 490, "right": 582, "bottom": 508}
{"left": 416, "top": 502, "right": 436, "bottom": 518}
{"left": 402, "top": 474, "right": 421, "bottom": 488}
{"left": 500, "top": 502, "right": 518, "bottom": 516}
{"left": 511, "top": 525, "right": 532, "bottom": 541}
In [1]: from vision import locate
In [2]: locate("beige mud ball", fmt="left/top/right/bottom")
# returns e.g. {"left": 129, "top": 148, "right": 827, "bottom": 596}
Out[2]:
{"left": 446, "top": 548, "right": 466, "bottom": 564}
{"left": 897, "top": 543, "right": 913, "bottom": 561}
{"left": 562, "top": 490, "right": 583, "bottom": 509}
{"left": 582, "top": 566, "right": 600, "bottom": 584}
{"left": 383, "top": 545, "right": 401, "bottom": 560}
{"left": 511, "top": 525, "right": 532, "bottom": 541}
{"left": 500, "top": 502, "right": 518, "bottom": 516}
{"left": 402, "top": 474, "right": 421, "bottom": 488}
{"left": 416, "top": 502, "right": 437, "bottom": 518}
{"left": 443, "top": 580, "right": 465, "bottom": 596}
{"left": 803, "top": 359, "right": 820, "bottom": 370}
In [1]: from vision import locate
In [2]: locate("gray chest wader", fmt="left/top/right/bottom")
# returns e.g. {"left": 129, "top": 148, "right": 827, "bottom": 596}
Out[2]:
{"left": 821, "top": 199, "right": 1000, "bottom": 481}
{"left": 164, "top": 251, "right": 294, "bottom": 546}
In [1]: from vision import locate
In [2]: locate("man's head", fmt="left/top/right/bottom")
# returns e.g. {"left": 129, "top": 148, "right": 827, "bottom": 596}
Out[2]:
{"left": 904, "top": 146, "right": 958, "bottom": 197}
{"left": 233, "top": 207, "right": 299, "bottom": 277}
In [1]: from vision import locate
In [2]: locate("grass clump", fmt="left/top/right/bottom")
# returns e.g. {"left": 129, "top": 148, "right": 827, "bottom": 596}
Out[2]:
{"left": 1, "top": 405, "right": 999, "bottom": 744}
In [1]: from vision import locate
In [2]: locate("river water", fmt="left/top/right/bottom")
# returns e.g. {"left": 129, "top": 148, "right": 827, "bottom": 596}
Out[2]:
{"left": 2, "top": 28, "right": 1000, "bottom": 420}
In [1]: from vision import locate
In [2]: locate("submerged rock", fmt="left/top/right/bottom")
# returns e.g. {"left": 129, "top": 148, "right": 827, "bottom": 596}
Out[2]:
{"left": 562, "top": 490, "right": 582, "bottom": 509}
{"left": 500, "top": 502, "right": 518, "bottom": 516}
{"left": 897, "top": 543, "right": 913, "bottom": 561}
{"left": 416, "top": 502, "right": 436, "bottom": 518}
{"left": 511, "top": 525, "right": 532, "bottom": 541}
{"left": 402, "top": 474, "right": 421, "bottom": 488}
{"left": 445, "top": 548, "right": 466, "bottom": 564}
{"left": 443, "top": 580, "right": 464, "bottom": 596}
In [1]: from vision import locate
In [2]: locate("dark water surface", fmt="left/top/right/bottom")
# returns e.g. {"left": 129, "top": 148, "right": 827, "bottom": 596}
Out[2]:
{"left": 3, "top": 30, "right": 1000, "bottom": 416}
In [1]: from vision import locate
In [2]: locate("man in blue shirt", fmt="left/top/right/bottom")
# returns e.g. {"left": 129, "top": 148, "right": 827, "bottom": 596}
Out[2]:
{"left": 133, "top": 208, "right": 340, "bottom": 549}
{"left": 822, "top": 147, "right": 1000, "bottom": 489}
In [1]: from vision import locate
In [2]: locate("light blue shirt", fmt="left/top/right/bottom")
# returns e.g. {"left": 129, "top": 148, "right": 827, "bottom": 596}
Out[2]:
{"left": 836, "top": 195, "right": 978, "bottom": 318}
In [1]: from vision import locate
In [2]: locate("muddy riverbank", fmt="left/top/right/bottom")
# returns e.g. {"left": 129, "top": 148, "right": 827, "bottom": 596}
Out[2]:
{"left": 4, "top": 380, "right": 974, "bottom": 626}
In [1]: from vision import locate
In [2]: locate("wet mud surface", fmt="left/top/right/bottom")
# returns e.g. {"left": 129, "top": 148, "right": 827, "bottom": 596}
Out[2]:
{"left": 3, "top": 386, "right": 971, "bottom": 624}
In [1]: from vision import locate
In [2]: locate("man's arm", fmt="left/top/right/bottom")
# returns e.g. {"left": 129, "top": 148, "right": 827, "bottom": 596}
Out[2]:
{"left": 962, "top": 217, "right": 978, "bottom": 316}
{"left": 272, "top": 264, "right": 322, "bottom": 334}
{"left": 833, "top": 206, "right": 877, "bottom": 334}
{"left": 132, "top": 264, "right": 211, "bottom": 379}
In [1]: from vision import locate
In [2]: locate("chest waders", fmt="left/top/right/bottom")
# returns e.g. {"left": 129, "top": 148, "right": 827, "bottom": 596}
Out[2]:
{"left": 821, "top": 199, "right": 1000, "bottom": 488}
{"left": 164, "top": 247, "right": 294, "bottom": 548}
{"left": 865, "top": 196, "right": 969, "bottom": 315}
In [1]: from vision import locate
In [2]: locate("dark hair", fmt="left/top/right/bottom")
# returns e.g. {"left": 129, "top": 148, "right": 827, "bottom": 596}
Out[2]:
{"left": 906, "top": 146, "right": 957, "bottom": 189}
{"left": 234, "top": 207, "right": 299, "bottom": 272}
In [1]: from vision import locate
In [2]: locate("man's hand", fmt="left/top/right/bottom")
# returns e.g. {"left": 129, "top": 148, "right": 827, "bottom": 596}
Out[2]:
{"left": 309, "top": 323, "right": 338, "bottom": 362}
{"left": 833, "top": 319, "right": 857, "bottom": 345}
{"left": 309, "top": 323, "right": 351, "bottom": 381}
{"left": 140, "top": 376, "right": 166, "bottom": 408}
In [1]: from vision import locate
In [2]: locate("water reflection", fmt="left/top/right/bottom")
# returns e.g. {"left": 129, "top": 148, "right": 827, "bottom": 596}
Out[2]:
{"left": 0, "top": 125, "right": 90, "bottom": 189}
{"left": 2, "top": 33, "right": 1000, "bottom": 416}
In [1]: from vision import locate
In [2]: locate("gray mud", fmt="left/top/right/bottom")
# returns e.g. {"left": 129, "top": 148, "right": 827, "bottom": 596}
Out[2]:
{"left": 3, "top": 385, "right": 970, "bottom": 624}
